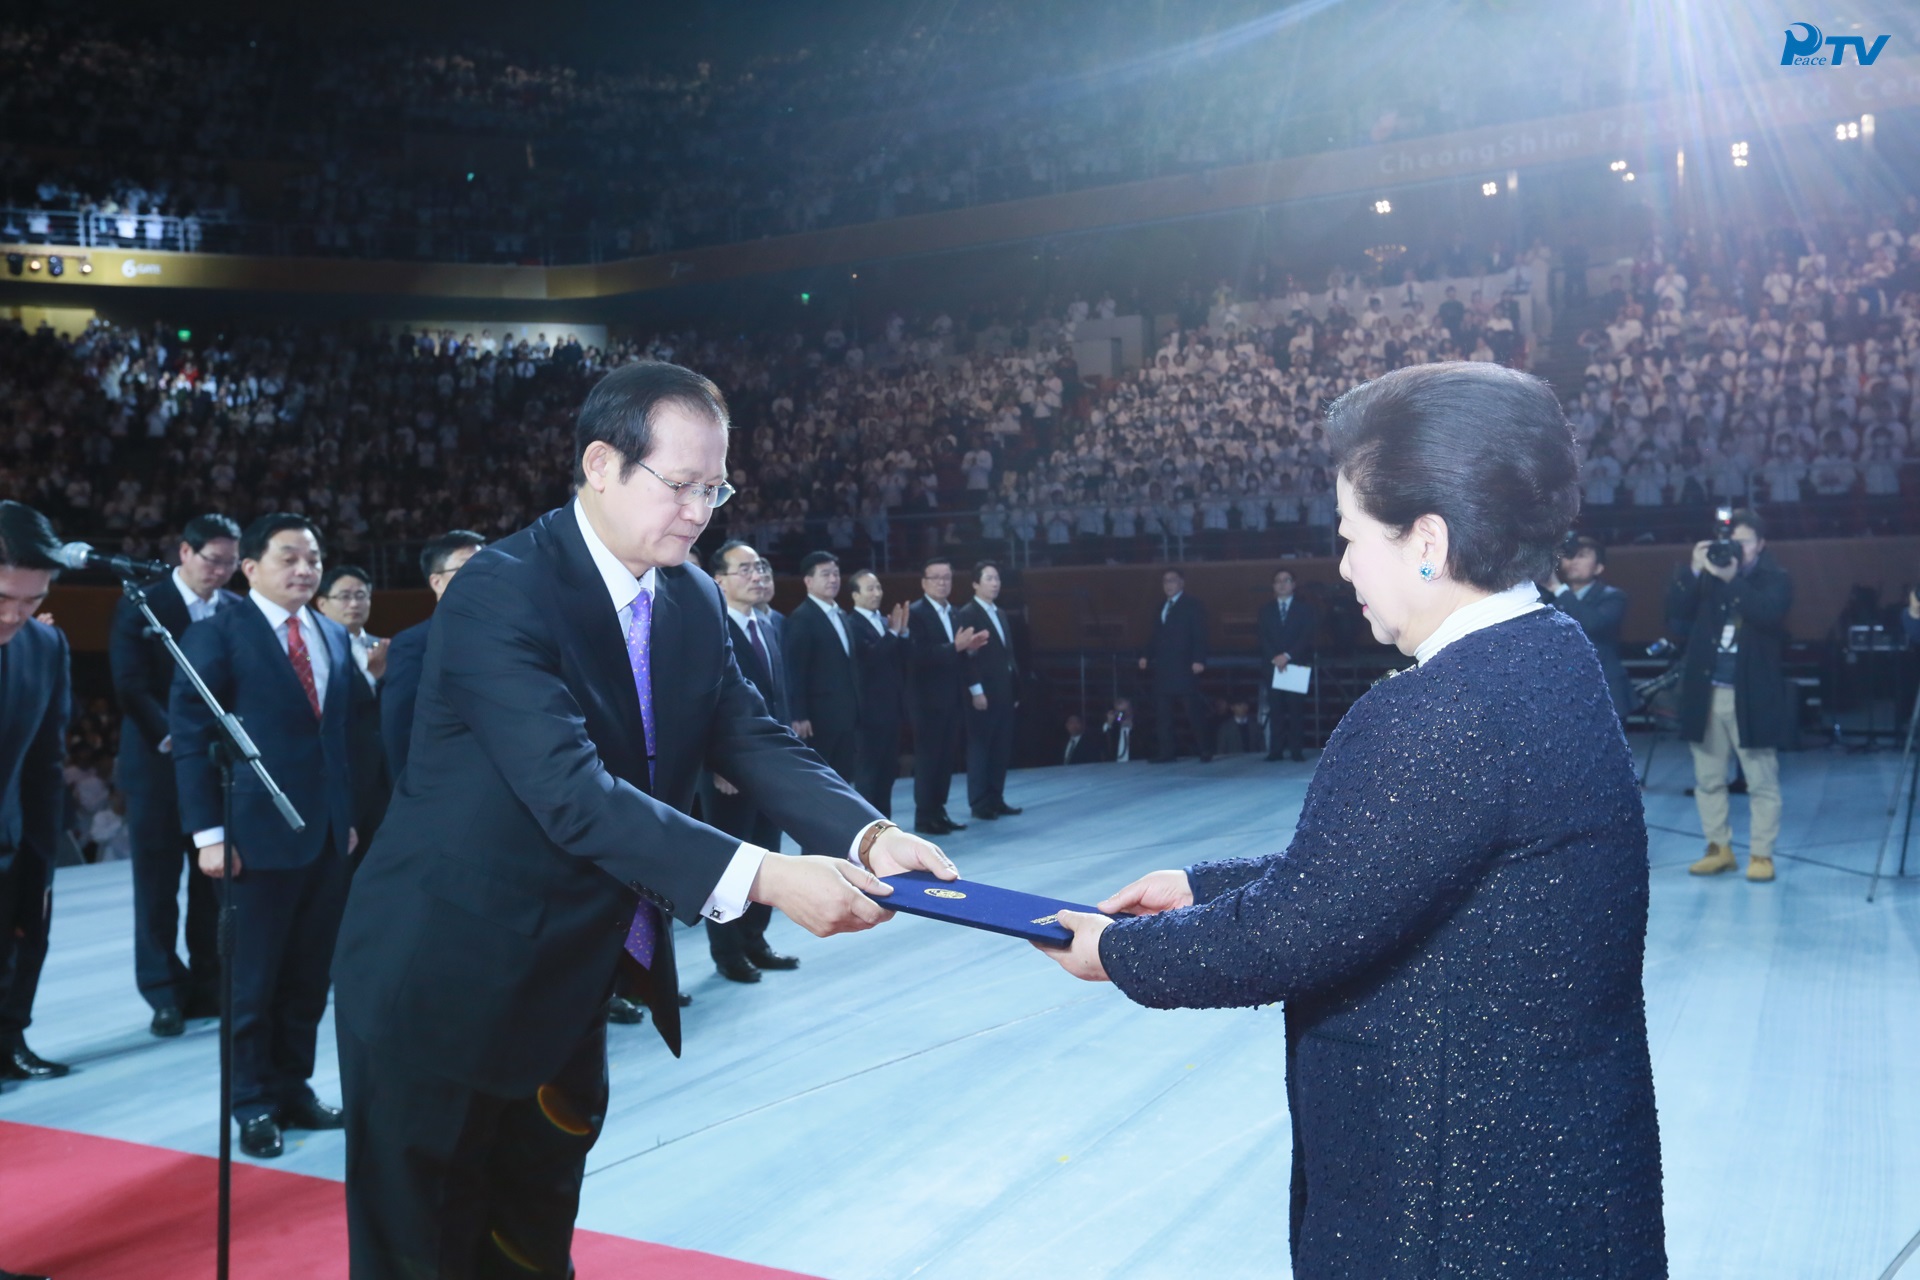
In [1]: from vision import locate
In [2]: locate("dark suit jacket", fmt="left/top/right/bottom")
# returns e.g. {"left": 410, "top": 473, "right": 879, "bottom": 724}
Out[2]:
{"left": 1547, "top": 581, "right": 1629, "bottom": 717}
{"left": 1145, "top": 594, "right": 1208, "bottom": 694}
{"left": 110, "top": 580, "right": 244, "bottom": 752}
{"left": 726, "top": 610, "right": 788, "bottom": 724}
{"left": 380, "top": 618, "right": 430, "bottom": 781}
{"left": 955, "top": 600, "right": 1017, "bottom": 705}
{"left": 781, "top": 597, "right": 858, "bottom": 734}
{"left": 1100, "top": 719, "right": 1135, "bottom": 762}
{"left": 0, "top": 620, "right": 69, "bottom": 866}
{"left": 907, "top": 597, "right": 968, "bottom": 716}
{"left": 170, "top": 600, "right": 357, "bottom": 869}
{"left": 1257, "top": 595, "right": 1317, "bottom": 672}
{"left": 701, "top": 610, "right": 788, "bottom": 846}
{"left": 331, "top": 506, "right": 880, "bottom": 1094}
{"left": 849, "top": 610, "right": 908, "bottom": 731}
{"left": 1063, "top": 733, "right": 1105, "bottom": 765}
{"left": 342, "top": 651, "right": 389, "bottom": 839}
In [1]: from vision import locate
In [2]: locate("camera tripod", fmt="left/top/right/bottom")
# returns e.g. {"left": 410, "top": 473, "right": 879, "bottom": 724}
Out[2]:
{"left": 1866, "top": 677, "right": 1920, "bottom": 902}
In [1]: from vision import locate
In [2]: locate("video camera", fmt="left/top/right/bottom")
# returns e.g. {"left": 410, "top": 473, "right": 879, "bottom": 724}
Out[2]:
{"left": 1705, "top": 506, "right": 1740, "bottom": 569}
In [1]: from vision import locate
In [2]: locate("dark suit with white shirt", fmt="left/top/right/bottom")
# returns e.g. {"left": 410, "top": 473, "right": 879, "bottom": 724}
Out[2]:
{"left": 850, "top": 607, "right": 909, "bottom": 816}
{"left": 110, "top": 574, "right": 240, "bottom": 1013}
{"left": 1257, "top": 593, "right": 1316, "bottom": 760}
{"left": 1548, "top": 581, "right": 1631, "bottom": 721}
{"left": 956, "top": 597, "right": 1016, "bottom": 814}
{"left": 908, "top": 597, "right": 967, "bottom": 824}
{"left": 0, "top": 619, "right": 69, "bottom": 1046}
{"left": 701, "top": 607, "right": 786, "bottom": 966}
{"left": 782, "top": 595, "right": 860, "bottom": 783}
{"left": 379, "top": 619, "right": 429, "bottom": 782}
{"left": 1063, "top": 731, "right": 1105, "bottom": 765}
{"left": 170, "top": 595, "right": 356, "bottom": 1124}
{"left": 1145, "top": 592, "right": 1210, "bottom": 761}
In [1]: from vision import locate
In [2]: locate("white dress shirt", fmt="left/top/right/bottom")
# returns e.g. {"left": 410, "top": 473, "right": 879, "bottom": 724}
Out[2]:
{"left": 1413, "top": 581, "right": 1548, "bottom": 666}
{"left": 924, "top": 596, "right": 956, "bottom": 640}
{"left": 807, "top": 592, "right": 850, "bottom": 653}
{"left": 967, "top": 597, "right": 1007, "bottom": 698}
{"left": 192, "top": 590, "right": 331, "bottom": 849}
{"left": 172, "top": 568, "right": 220, "bottom": 623}
{"left": 573, "top": 502, "right": 878, "bottom": 924}
{"left": 348, "top": 630, "right": 382, "bottom": 690}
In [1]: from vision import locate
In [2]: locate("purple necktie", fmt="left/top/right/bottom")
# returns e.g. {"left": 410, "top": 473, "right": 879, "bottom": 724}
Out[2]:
{"left": 622, "top": 587, "right": 658, "bottom": 968}
{"left": 747, "top": 617, "right": 770, "bottom": 679}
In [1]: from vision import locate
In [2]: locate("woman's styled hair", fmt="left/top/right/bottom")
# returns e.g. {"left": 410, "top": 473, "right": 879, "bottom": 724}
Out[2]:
{"left": 1326, "top": 363, "right": 1580, "bottom": 590}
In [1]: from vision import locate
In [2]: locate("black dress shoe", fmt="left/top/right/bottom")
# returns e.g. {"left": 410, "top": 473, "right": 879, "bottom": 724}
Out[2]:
{"left": 281, "top": 1097, "right": 345, "bottom": 1131}
{"left": 151, "top": 1007, "right": 185, "bottom": 1038}
{"left": 1263, "top": 754, "right": 1286, "bottom": 762}
{"left": 969, "top": 808, "right": 1000, "bottom": 821}
{"left": 2, "top": 1043, "right": 69, "bottom": 1080}
{"left": 239, "top": 1115, "right": 283, "bottom": 1159}
{"left": 994, "top": 802, "right": 1023, "bottom": 816}
{"left": 716, "top": 955, "right": 762, "bottom": 984}
{"left": 0, "top": 1267, "right": 52, "bottom": 1279}
{"left": 605, "top": 996, "right": 644, "bottom": 1025}
{"left": 678, "top": 991, "right": 693, "bottom": 1007}
{"left": 746, "top": 949, "right": 799, "bottom": 971}
{"left": 914, "top": 817, "right": 956, "bottom": 836}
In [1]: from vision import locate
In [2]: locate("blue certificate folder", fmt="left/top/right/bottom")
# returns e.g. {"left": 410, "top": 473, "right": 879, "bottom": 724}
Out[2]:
{"left": 864, "top": 871, "right": 1106, "bottom": 948}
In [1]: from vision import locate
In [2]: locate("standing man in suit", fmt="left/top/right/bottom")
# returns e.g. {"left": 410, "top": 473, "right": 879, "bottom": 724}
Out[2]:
{"left": 110, "top": 513, "right": 241, "bottom": 1037}
{"left": 171, "top": 513, "right": 358, "bottom": 1160}
{"left": 315, "top": 565, "right": 389, "bottom": 857}
{"left": 0, "top": 502, "right": 71, "bottom": 1090}
{"left": 1062, "top": 714, "right": 1105, "bottom": 765}
{"left": 1258, "top": 568, "right": 1316, "bottom": 762}
{"left": 957, "top": 560, "right": 1021, "bottom": 821}
{"left": 1139, "top": 568, "right": 1211, "bottom": 763}
{"left": 380, "top": 529, "right": 485, "bottom": 782}
{"left": 702, "top": 540, "right": 800, "bottom": 984}
{"left": 848, "top": 568, "right": 910, "bottom": 817}
{"left": 908, "top": 557, "right": 987, "bottom": 835}
{"left": 782, "top": 551, "right": 860, "bottom": 783}
{"left": 1547, "top": 536, "right": 1630, "bottom": 722}
{"left": 330, "top": 361, "right": 957, "bottom": 1280}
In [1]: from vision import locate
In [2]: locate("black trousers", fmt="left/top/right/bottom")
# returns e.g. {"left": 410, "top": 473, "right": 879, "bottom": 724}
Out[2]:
{"left": 852, "top": 720, "right": 899, "bottom": 818}
{"left": 1266, "top": 687, "right": 1307, "bottom": 759}
{"left": 123, "top": 748, "right": 219, "bottom": 1011}
{"left": 340, "top": 1018, "right": 607, "bottom": 1280}
{"left": 1153, "top": 691, "right": 1212, "bottom": 761}
{"left": 0, "top": 849, "right": 51, "bottom": 1039}
{"left": 910, "top": 704, "right": 961, "bottom": 820}
{"left": 809, "top": 724, "right": 858, "bottom": 786}
{"left": 229, "top": 839, "right": 352, "bottom": 1121}
{"left": 965, "top": 698, "right": 1014, "bottom": 812}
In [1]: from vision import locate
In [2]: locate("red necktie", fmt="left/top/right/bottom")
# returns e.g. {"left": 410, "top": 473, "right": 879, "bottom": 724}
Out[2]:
{"left": 286, "top": 615, "right": 322, "bottom": 719}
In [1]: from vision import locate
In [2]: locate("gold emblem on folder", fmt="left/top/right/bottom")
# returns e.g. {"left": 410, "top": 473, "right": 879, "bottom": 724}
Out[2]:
{"left": 924, "top": 888, "right": 967, "bottom": 900}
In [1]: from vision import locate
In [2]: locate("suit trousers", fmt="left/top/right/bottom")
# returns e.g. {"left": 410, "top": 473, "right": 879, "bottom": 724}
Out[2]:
{"left": 965, "top": 699, "right": 1014, "bottom": 811}
{"left": 1690, "top": 686, "right": 1783, "bottom": 859}
{"left": 230, "top": 840, "right": 352, "bottom": 1121}
{"left": 852, "top": 721, "right": 899, "bottom": 818}
{"left": 809, "top": 725, "right": 858, "bottom": 786}
{"left": 123, "top": 748, "right": 219, "bottom": 1011}
{"left": 911, "top": 704, "right": 961, "bottom": 820}
{"left": 1153, "top": 691, "right": 1211, "bottom": 761}
{"left": 1266, "top": 687, "right": 1307, "bottom": 759}
{"left": 0, "top": 850, "right": 51, "bottom": 1038}
{"left": 340, "top": 1017, "right": 608, "bottom": 1280}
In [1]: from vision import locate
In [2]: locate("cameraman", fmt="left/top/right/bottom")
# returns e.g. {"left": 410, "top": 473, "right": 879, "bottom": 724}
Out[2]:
{"left": 1545, "top": 536, "right": 1629, "bottom": 723}
{"left": 1666, "top": 508, "right": 1793, "bottom": 883}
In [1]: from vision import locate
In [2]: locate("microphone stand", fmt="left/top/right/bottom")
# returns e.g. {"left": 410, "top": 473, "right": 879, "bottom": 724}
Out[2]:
{"left": 119, "top": 573, "right": 304, "bottom": 1280}
{"left": 1867, "top": 676, "right": 1920, "bottom": 903}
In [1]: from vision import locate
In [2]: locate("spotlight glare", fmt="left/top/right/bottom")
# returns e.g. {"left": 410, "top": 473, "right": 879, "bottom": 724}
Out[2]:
{"left": 1622, "top": 172, "right": 1635, "bottom": 182}
{"left": 1862, "top": 113, "right": 1876, "bottom": 136}
{"left": 1506, "top": 169, "right": 1518, "bottom": 191}
{"left": 1481, "top": 181, "right": 1498, "bottom": 197}
{"left": 1730, "top": 141, "right": 1749, "bottom": 159}
{"left": 1609, "top": 159, "right": 1627, "bottom": 172}
{"left": 1373, "top": 199, "right": 1392, "bottom": 215}
{"left": 26, "top": 257, "right": 41, "bottom": 272}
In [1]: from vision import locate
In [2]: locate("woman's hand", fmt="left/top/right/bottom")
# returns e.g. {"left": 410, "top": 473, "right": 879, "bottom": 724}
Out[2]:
{"left": 1098, "top": 869, "right": 1193, "bottom": 916}
{"left": 1034, "top": 910, "right": 1112, "bottom": 982}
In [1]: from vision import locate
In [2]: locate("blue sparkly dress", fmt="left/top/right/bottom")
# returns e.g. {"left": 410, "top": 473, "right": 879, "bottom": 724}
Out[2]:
{"left": 1100, "top": 608, "right": 1665, "bottom": 1277}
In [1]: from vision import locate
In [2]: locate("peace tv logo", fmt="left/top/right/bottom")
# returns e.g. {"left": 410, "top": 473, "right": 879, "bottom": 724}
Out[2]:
{"left": 1781, "top": 22, "right": 1890, "bottom": 66}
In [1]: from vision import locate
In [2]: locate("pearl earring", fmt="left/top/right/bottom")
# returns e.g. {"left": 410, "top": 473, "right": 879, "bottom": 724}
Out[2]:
{"left": 1419, "top": 561, "right": 1437, "bottom": 581}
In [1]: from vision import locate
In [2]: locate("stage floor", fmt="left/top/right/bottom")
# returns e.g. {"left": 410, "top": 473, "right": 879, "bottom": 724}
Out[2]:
{"left": 4, "top": 738, "right": 1918, "bottom": 1279}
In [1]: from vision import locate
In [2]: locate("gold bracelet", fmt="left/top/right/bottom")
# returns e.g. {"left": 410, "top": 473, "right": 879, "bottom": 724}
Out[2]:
{"left": 857, "top": 821, "right": 899, "bottom": 872}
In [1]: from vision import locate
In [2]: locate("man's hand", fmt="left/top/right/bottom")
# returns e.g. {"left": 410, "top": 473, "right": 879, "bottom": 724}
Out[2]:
{"left": 1137, "top": 657, "right": 1149, "bottom": 671}
{"left": 791, "top": 719, "right": 813, "bottom": 739}
{"left": 159, "top": 735, "right": 173, "bottom": 755}
{"left": 750, "top": 853, "right": 894, "bottom": 937}
{"left": 1190, "top": 662, "right": 1206, "bottom": 675}
{"left": 34, "top": 611, "right": 54, "bottom": 627}
{"left": 1690, "top": 540, "right": 1714, "bottom": 576}
{"left": 864, "top": 826, "right": 959, "bottom": 881}
{"left": 954, "top": 626, "right": 989, "bottom": 653}
{"left": 1034, "top": 910, "right": 1112, "bottom": 982}
{"left": 888, "top": 602, "right": 910, "bottom": 634}
{"left": 713, "top": 774, "right": 740, "bottom": 796}
{"left": 1271, "top": 654, "right": 1289, "bottom": 671}
{"left": 971, "top": 692, "right": 988, "bottom": 711}
{"left": 1704, "top": 556, "right": 1738, "bottom": 584}
{"left": 366, "top": 638, "right": 389, "bottom": 680}
{"left": 198, "top": 843, "right": 242, "bottom": 878}
{"left": 1099, "top": 869, "right": 1194, "bottom": 916}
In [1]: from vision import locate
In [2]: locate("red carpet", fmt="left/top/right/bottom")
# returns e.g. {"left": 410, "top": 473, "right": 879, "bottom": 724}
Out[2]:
{"left": 0, "top": 1121, "right": 822, "bottom": 1279}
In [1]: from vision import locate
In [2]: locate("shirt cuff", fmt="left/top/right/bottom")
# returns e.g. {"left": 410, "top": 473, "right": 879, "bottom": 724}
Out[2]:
{"left": 700, "top": 842, "right": 771, "bottom": 923}
{"left": 193, "top": 827, "right": 225, "bottom": 848}
{"left": 848, "top": 819, "right": 886, "bottom": 868}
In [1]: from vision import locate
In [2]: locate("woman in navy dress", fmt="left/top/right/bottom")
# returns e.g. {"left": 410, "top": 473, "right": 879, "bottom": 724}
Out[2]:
{"left": 1045, "top": 362, "right": 1665, "bottom": 1277}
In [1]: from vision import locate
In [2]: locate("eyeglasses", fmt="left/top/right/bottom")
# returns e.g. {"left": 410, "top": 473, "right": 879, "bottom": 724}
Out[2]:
{"left": 326, "top": 589, "right": 372, "bottom": 604}
{"left": 723, "top": 560, "right": 774, "bottom": 578}
{"left": 637, "top": 461, "right": 735, "bottom": 509}
{"left": 194, "top": 549, "right": 239, "bottom": 572}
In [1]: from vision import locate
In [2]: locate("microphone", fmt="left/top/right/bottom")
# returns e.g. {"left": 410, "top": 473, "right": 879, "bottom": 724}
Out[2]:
{"left": 54, "top": 542, "right": 174, "bottom": 579}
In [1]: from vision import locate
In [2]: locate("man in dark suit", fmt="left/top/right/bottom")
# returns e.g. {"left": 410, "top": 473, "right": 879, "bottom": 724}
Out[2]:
{"left": 848, "top": 568, "right": 910, "bottom": 817}
{"left": 956, "top": 560, "right": 1021, "bottom": 820}
{"left": 110, "top": 513, "right": 241, "bottom": 1037}
{"left": 1257, "top": 567, "right": 1317, "bottom": 762}
{"left": 379, "top": 530, "right": 486, "bottom": 781}
{"left": 1547, "top": 536, "right": 1630, "bottom": 722}
{"left": 908, "top": 556, "right": 988, "bottom": 835}
{"left": 315, "top": 565, "right": 389, "bottom": 857}
{"left": 330, "top": 362, "right": 957, "bottom": 1280}
{"left": 1138, "top": 568, "right": 1211, "bottom": 762}
{"left": 171, "top": 513, "right": 358, "bottom": 1160}
{"left": 1101, "top": 697, "right": 1136, "bottom": 763}
{"left": 1062, "top": 714, "right": 1105, "bottom": 765}
{"left": 0, "top": 502, "right": 71, "bottom": 1090}
{"left": 701, "top": 539, "right": 799, "bottom": 984}
{"left": 782, "top": 551, "right": 860, "bottom": 783}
